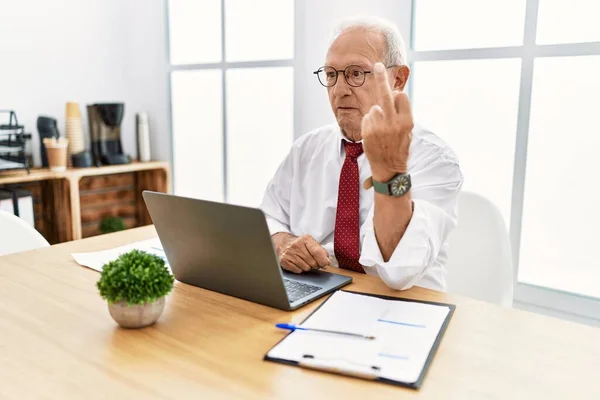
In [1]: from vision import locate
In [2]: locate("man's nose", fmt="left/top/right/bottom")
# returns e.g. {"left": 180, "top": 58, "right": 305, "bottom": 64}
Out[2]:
{"left": 332, "top": 74, "right": 352, "bottom": 96}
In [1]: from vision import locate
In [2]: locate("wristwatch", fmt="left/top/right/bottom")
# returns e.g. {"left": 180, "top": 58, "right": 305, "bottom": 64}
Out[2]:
{"left": 372, "top": 173, "right": 412, "bottom": 197}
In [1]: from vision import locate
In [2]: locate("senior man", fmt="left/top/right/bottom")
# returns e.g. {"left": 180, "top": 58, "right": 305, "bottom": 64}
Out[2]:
{"left": 260, "top": 17, "right": 463, "bottom": 291}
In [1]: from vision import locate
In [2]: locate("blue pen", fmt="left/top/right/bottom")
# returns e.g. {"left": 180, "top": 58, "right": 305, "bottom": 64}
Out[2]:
{"left": 276, "top": 323, "right": 376, "bottom": 340}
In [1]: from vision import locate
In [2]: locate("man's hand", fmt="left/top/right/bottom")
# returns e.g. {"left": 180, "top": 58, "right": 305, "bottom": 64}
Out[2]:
{"left": 361, "top": 62, "right": 414, "bottom": 181}
{"left": 272, "top": 233, "right": 331, "bottom": 273}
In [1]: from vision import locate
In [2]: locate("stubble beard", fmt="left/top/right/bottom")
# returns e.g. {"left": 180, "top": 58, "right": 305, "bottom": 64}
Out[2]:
{"left": 337, "top": 115, "right": 362, "bottom": 142}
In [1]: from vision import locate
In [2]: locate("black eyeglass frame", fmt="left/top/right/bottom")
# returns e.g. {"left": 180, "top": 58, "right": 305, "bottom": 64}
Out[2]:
{"left": 313, "top": 64, "right": 397, "bottom": 87}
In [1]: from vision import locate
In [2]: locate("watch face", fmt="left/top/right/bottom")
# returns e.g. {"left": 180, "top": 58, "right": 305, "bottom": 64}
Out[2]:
{"left": 391, "top": 175, "right": 411, "bottom": 196}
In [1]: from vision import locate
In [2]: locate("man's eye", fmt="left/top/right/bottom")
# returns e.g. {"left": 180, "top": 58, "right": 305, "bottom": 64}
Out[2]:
{"left": 326, "top": 72, "right": 336, "bottom": 78}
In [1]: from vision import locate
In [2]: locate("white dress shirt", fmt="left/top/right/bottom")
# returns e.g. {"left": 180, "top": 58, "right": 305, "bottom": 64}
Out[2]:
{"left": 260, "top": 123, "right": 463, "bottom": 291}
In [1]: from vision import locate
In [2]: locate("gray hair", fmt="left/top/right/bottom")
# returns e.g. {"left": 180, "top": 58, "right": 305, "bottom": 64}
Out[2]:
{"left": 331, "top": 16, "right": 407, "bottom": 66}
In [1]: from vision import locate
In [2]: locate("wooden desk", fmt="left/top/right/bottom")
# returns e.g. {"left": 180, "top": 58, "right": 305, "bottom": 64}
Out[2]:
{"left": 1, "top": 227, "right": 599, "bottom": 399}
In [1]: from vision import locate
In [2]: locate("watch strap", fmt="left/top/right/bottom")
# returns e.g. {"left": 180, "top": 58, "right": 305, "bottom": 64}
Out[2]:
{"left": 372, "top": 178, "right": 391, "bottom": 195}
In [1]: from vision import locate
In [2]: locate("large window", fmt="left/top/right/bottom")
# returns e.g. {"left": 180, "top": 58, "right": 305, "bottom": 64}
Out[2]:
{"left": 168, "top": 0, "right": 294, "bottom": 206}
{"left": 410, "top": 0, "right": 600, "bottom": 317}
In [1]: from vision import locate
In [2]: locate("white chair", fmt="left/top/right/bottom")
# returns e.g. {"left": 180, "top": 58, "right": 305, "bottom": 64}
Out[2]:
{"left": 445, "top": 191, "right": 514, "bottom": 306}
{"left": 0, "top": 210, "right": 50, "bottom": 256}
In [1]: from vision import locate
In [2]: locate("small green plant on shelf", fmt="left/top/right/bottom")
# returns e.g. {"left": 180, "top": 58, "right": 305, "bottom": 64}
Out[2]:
{"left": 99, "top": 216, "right": 126, "bottom": 234}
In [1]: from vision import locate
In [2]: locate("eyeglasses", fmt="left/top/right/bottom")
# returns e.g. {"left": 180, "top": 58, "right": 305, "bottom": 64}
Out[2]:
{"left": 313, "top": 64, "right": 396, "bottom": 88}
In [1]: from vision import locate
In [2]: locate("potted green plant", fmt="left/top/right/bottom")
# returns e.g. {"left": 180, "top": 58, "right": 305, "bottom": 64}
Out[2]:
{"left": 97, "top": 249, "right": 174, "bottom": 328}
{"left": 99, "top": 216, "right": 126, "bottom": 234}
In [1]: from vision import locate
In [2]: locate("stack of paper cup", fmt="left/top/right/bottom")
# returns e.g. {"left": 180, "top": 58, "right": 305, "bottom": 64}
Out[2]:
{"left": 65, "top": 102, "right": 85, "bottom": 165}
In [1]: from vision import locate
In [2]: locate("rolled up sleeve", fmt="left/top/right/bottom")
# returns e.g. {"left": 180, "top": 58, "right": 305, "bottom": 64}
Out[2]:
{"left": 359, "top": 149, "right": 463, "bottom": 291}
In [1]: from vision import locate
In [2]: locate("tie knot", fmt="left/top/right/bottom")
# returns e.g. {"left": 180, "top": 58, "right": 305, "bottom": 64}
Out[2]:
{"left": 344, "top": 141, "right": 363, "bottom": 159}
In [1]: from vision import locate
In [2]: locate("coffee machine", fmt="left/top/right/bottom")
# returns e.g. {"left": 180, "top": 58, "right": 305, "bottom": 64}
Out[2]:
{"left": 87, "top": 103, "right": 131, "bottom": 166}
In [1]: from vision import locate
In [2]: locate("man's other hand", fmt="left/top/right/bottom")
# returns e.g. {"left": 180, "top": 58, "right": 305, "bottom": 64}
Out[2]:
{"left": 272, "top": 233, "right": 331, "bottom": 273}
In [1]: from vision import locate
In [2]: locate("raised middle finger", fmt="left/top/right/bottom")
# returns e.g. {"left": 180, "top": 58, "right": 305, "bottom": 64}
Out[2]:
{"left": 373, "top": 62, "right": 395, "bottom": 116}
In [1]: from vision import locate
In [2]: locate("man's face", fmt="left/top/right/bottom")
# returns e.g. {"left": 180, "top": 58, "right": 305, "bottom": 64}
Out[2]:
{"left": 325, "top": 28, "right": 407, "bottom": 140}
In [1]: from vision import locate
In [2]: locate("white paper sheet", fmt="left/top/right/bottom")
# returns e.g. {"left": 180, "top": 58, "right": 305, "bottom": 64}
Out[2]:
{"left": 71, "top": 239, "right": 170, "bottom": 273}
{"left": 267, "top": 291, "right": 450, "bottom": 384}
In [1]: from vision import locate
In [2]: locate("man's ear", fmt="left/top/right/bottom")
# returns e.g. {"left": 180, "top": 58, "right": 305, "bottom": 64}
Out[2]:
{"left": 392, "top": 65, "right": 411, "bottom": 91}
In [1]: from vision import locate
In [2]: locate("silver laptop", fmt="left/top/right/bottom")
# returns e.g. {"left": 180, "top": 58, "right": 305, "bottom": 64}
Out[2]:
{"left": 142, "top": 191, "right": 352, "bottom": 311}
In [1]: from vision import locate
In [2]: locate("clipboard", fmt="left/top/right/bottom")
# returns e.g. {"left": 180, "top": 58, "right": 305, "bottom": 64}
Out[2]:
{"left": 264, "top": 290, "right": 455, "bottom": 389}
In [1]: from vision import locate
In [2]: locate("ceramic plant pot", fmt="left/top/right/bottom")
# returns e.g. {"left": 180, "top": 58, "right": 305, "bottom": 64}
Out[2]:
{"left": 107, "top": 296, "right": 165, "bottom": 329}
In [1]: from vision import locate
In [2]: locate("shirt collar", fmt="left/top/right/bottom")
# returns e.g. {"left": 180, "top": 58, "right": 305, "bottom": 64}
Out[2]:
{"left": 336, "top": 126, "right": 363, "bottom": 158}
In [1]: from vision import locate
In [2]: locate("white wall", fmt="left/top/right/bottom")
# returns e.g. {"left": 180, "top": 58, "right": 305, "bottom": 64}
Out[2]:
{"left": 0, "top": 0, "right": 170, "bottom": 166}
{"left": 294, "top": 0, "right": 413, "bottom": 138}
{"left": 0, "top": 0, "right": 411, "bottom": 166}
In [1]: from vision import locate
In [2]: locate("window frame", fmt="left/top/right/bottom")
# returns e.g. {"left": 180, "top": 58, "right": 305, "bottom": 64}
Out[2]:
{"left": 408, "top": 0, "right": 600, "bottom": 325}
{"left": 165, "top": 0, "right": 295, "bottom": 202}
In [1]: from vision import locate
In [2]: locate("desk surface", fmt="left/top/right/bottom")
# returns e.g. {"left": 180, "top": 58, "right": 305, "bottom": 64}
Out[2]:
{"left": 1, "top": 227, "right": 599, "bottom": 399}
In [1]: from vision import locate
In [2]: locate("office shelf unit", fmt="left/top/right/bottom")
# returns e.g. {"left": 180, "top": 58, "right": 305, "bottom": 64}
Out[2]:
{"left": 0, "top": 161, "right": 170, "bottom": 243}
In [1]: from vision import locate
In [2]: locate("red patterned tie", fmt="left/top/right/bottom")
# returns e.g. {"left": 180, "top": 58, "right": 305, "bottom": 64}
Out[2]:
{"left": 334, "top": 140, "right": 365, "bottom": 273}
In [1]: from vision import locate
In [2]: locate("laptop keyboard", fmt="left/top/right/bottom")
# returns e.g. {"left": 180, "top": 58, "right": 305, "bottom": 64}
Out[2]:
{"left": 284, "top": 279, "right": 323, "bottom": 303}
